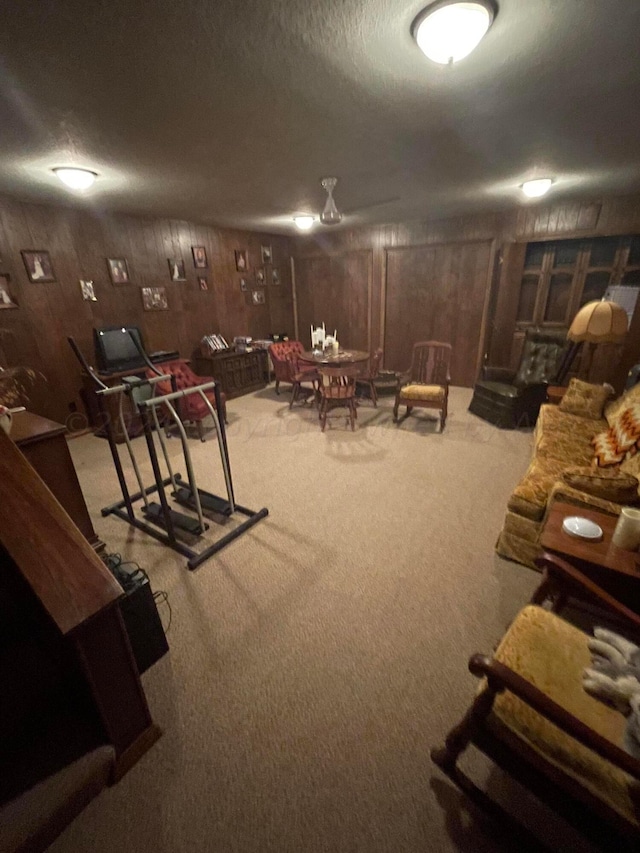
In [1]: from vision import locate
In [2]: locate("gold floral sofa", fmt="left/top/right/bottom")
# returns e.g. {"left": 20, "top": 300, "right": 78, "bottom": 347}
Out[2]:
{"left": 496, "top": 379, "right": 640, "bottom": 568}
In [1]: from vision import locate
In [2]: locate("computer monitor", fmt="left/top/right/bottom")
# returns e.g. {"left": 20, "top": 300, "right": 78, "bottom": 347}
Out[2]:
{"left": 93, "top": 325, "right": 146, "bottom": 372}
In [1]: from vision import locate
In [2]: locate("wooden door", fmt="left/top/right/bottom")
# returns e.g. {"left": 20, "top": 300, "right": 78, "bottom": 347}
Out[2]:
{"left": 294, "top": 251, "right": 372, "bottom": 351}
{"left": 384, "top": 240, "right": 493, "bottom": 386}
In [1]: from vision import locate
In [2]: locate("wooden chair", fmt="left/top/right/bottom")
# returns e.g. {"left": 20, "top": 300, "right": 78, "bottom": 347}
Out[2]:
{"left": 318, "top": 365, "right": 358, "bottom": 432}
{"left": 356, "top": 347, "right": 383, "bottom": 407}
{"left": 288, "top": 353, "right": 320, "bottom": 409}
{"left": 393, "top": 341, "right": 451, "bottom": 431}
{"left": 268, "top": 341, "right": 316, "bottom": 395}
{"left": 431, "top": 552, "right": 640, "bottom": 851}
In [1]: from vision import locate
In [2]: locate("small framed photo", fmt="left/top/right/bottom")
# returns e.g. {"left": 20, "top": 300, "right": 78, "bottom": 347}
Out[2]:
{"left": 168, "top": 258, "right": 186, "bottom": 281}
{"left": 271, "top": 268, "right": 280, "bottom": 285}
{"left": 192, "top": 246, "right": 208, "bottom": 268}
{"left": 261, "top": 244, "right": 272, "bottom": 264}
{"left": 239, "top": 277, "right": 248, "bottom": 292}
{"left": 22, "top": 250, "right": 55, "bottom": 283}
{"left": 80, "top": 279, "right": 97, "bottom": 301}
{"left": 235, "top": 249, "right": 249, "bottom": 271}
{"left": 106, "top": 257, "right": 130, "bottom": 284}
{"left": 0, "top": 274, "right": 17, "bottom": 309}
{"left": 142, "top": 286, "right": 169, "bottom": 311}
{"left": 198, "top": 277, "right": 208, "bottom": 291}
{"left": 255, "top": 267, "right": 265, "bottom": 286}
{"left": 251, "top": 289, "right": 265, "bottom": 305}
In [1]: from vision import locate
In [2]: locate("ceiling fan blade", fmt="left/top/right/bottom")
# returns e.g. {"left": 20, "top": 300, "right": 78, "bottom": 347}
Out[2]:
{"left": 343, "top": 196, "right": 402, "bottom": 215}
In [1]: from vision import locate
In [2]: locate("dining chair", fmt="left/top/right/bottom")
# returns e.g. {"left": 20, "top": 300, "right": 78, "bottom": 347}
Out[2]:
{"left": 393, "top": 341, "right": 452, "bottom": 431}
{"left": 318, "top": 365, "right": 358, "bottom": 431}
{"left": 268, "top": 341, "right": 315, "bottom": 395}
{"left": 356, "top": 347, "right": 383, "bottom": 407}
{"left": 288, "top": 353, "right": 320, "bottom": 409}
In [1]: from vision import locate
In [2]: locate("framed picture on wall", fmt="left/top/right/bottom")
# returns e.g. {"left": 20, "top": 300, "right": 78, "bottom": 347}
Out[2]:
{"left": 251, "top": 290, "right": 265, "bottom": 305}
{"left": 271, "top": 268, "right": 280, "bottom": 285}
{"left": 106, "top": 257, "right": 130, "bottom": 284}
{"left": 255, "top": 267, "right": 265, "bottom": 285}
{"left": 239, "top": 277, "right": 248, "bottom": 292}
{"left": 142, "top": 286, "right": 169, "bottom": 311}
{"left": 0, "top": 274, "right": 17, "bottom": 308}
{"left": 79, "top": 279, "right": 97, "bottom": 301}
{"left": 261, "top": 244, "right": 272, "bottom": 264}
{"left": 168, "top": 258, "right": 186, "bottom": 281}
{"left": 192, "top": 246, "right": 208, "bottom": 268}
{"left": 198, "top": 277, "right": 208, "bottom": 291}
{"left": 235, "top": 249, "right": 249, "bottom": 271}
{"left": 22, "top": 250, "right": 55, "bottom": 283}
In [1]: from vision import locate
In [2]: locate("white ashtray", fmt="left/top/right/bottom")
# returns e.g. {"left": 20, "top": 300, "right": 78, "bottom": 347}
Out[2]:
{"left": 562, "top": 516, "right": 603, "bottom": 540}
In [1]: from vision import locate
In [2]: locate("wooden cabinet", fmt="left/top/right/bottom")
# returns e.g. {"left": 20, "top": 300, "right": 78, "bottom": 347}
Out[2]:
{"left": 13, "top": 410, "right": 104, "bottom": 552}
{"left": 0, "top": 426, "right": 160, "bottom": 809}
{"left": 193, "top": 349, "right": 268, "bottom": 399}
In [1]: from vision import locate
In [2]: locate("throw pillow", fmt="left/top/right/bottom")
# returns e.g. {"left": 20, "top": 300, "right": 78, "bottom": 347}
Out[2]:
{"left": 605, "top": 382, "right": 640, "bottom": 427}
{"left": 561, "top": 466, "right": 639, "bottom": 503}
{"left": 592, "top": 402, "right": 640, "bottom": 467}
{"left": 559, "top": 378, "right": 611, "bottom": 420}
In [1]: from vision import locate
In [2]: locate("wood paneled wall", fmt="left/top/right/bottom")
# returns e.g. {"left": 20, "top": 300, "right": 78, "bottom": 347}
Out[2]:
{"left": 0, "top": 196, "right": 294, "bottom": 423}
{"left": 294, "top": 251, "right": 372, "bottom": 353}
{"left": 294, "top": 193, "right": 640, "bottom": 388}
{"left": 385, "top": 241, "right": 493, "bottom": 386}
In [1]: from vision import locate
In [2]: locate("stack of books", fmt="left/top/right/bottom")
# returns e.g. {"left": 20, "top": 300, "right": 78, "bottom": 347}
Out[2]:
{"left": 201, "top": 334, "right": 229, "bottom": 354}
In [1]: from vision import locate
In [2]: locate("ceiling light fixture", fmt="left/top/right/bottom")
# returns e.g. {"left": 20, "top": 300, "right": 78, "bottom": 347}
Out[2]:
{"left": 293, "top": 215, "right": 315, "bottom": 231}
{"left": 521, "top": 178, "right": 554, "bottom": 198}
{"left": 412, "top": 0, "right": 496, "bottom": 65}
{"left": 320, "top": 177, "right": 342, "bottom": 225}
{"left": 53, "top": 167, "right": 97, "bottom": 191}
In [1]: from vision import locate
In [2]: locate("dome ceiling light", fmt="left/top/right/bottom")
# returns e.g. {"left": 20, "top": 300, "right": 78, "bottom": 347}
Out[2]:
{"left": 521, "top": 178, "right": 554, "bottom": 198}
{"left": 412, "top": 0, "right": 496, "bottom": 65}
{"left": 293, "top": 215, "right": 315, "bottom": 231}
{"left": 53, "top": 167, "right": 98, "bottom": 190}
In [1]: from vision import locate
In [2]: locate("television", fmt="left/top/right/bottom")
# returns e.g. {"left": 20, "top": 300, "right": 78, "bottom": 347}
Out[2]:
{"left": 94, "top": 325, "right": 146, "bottom": 373}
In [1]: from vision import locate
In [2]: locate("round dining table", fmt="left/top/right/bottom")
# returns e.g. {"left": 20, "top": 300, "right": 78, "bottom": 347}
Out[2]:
{"left": 299, "top": 349, "right": 370, "bottom": 367}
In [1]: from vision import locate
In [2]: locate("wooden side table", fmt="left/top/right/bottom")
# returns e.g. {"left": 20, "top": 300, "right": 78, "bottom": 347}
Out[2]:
{"left": 193, "top": 349, "right": 268, "bottom": 399}
{"left": 546, "top": 385, "right": 568, "bottom": 405}
{"left": 540, "top": 500, "right": 640, "bottom": 611}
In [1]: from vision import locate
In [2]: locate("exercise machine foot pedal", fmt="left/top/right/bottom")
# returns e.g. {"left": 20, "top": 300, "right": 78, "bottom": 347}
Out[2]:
{"left": 142, "top": 502, "right": 207, "bottom": 535}
{"left": 173, "top": 487, "right": 232, "bottom": 517}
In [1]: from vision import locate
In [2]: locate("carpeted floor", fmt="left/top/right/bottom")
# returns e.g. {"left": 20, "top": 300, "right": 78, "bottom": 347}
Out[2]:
{"left": 49, "top": 386, "right": 593, "bottom": 852}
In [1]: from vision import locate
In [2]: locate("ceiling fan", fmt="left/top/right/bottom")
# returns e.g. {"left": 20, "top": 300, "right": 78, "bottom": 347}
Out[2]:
{"left": 318, "top": 177, "right": 401, "bottom": 226}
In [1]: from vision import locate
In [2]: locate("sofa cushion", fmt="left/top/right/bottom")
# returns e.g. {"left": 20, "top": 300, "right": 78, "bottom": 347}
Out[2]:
{"left": 535, "top": 404, "right": 606, "bottom": 449}
{"left": 559, "top": 378, "right": 612, "bottom": 420}
{"left": 605, "top": 382, "right": 640, "bottom": 427}
{"left": 561, "top": 466, "right": 639, "bottom": 503}
{"left": 536, "top": 431, "right": 594, "bottom": 467}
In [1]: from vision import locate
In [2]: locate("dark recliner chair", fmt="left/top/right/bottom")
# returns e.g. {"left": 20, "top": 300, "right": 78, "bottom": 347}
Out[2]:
{"left": 468, "top": 328, "right": 569, "bottom": 429}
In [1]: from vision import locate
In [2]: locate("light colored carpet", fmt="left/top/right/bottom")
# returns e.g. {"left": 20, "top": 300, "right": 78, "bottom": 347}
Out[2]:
{"left": 49, "top": 387, "right": 586, "bottom": 852}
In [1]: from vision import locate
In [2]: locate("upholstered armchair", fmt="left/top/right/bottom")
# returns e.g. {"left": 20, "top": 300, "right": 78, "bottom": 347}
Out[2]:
{"left": 432, "top": 553, "right": 640, "bottom": 851}
{"left": 146, "top": 359, "right": 227, "bottom": 441}
{"left": 468, "top": 327, "right": 569, "bottom": 429}
{"left": 268, "top": 341, "right": 315, "bottom": 395}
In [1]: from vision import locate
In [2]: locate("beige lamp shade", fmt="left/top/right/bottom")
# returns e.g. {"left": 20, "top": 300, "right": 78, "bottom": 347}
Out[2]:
{"left": 567, "top": 300, "right": 628, "bottom": 343}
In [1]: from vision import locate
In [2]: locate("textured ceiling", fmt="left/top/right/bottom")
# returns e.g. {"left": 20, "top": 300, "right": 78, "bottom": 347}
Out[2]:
{"left": 1, "top": 0, "right": 640, "bottom": 233}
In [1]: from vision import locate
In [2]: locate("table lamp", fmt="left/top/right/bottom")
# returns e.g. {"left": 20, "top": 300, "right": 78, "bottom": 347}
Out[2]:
{"left": 555, "top": 299, "right": 628, "bottom": 383}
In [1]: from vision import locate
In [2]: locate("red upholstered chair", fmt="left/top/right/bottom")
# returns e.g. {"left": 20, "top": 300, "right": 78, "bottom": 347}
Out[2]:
{"left": 146, "top": 360, "right": 227, "bottom": 441}
{"left": 268, "top": 341, "right": 316, "bottom": 395}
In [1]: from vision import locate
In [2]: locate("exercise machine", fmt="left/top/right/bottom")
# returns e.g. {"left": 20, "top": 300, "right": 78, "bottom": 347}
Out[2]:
{"left": 68, "top": 337, "right": 268, "bottom": 570}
